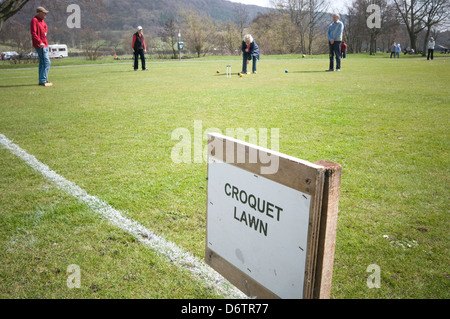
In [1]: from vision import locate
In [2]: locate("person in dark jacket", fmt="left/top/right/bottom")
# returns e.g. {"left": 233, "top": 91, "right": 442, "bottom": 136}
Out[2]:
{"left": 132, "top": 26, "right": 148, "bottom": 71}
{"left": 241, "top": 34, "right": 260, "bottom": 74}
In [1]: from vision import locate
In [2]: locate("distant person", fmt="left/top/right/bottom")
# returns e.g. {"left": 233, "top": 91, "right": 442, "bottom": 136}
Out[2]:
{"left": 326, "top": 13, "right": 344, "bottom": 71}
{"left": 341, "top": 41, "right": 347, "bottom": 58}
{"left": 30, "top": 6, "right": 52, "bottom": 86}
{"left": 390, "top": 42, "right": 397, "bottom": 58}
{"left": 396, "top": 43, "right": 401, "bottom": 58}
{"left": 427, "top": 37, "right": 435, "bottom": 60}
{"left": 241, "top": 34, "right": 260, "bottom": 74}
{"left": 132, "top": 26, "right": 148, "bottom": 71}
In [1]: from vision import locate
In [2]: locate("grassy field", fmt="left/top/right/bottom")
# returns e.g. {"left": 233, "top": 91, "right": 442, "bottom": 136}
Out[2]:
{"left": 0, "top": 53, "right": 448, "bottom": 299}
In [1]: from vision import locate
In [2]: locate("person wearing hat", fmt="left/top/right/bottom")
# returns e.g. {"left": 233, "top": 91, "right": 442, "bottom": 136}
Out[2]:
{"left": 132, "top": 26, "right": 148, "bottom": 71}
{"left": 30, "top": 7, "right": 52, "bottom": 86}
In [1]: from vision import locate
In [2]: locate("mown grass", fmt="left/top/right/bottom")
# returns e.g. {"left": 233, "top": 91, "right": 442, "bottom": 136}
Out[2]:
{"left": 0, "top": 149, "right": 220, "bottom": 299}
{"left": 0, "top": 54, "right": 448, "bottom": 298}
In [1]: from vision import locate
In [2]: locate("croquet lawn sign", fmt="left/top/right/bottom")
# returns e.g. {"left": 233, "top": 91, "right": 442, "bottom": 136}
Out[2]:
{"left": 205, "top": 133, "right": 339, "bottom": 299}
{"left": 207, "top": 160, "right": 311, "bottom": 298}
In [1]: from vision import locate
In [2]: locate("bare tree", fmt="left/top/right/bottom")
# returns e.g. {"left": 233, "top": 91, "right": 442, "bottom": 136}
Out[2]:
{"left": 234, "top": 4, "right": 249, "bottom": 41}
{"left": 344, "top": 3, "right": 364, "bottom": 53}
{"left": 306, "top": 0, "right": 328, "bottom": 55}
{"left": 345, "top": 0, "right": 398, "bottom": 54}
{"left": 2, "top": 18, "right": 29, "bottom": 52}
{"left": 250, "top": 9, "right": 299, "bottom": 54}
{"left": 275, "top": 0, "right": 309, "bottom": 54}
{"left": 366, "top": 0, "right": 389, "bottom": 55}
{"left": 420, "top": 0, "right": 449, "bottom": 55}
{"left": 0, "top": 0, "right": 29, "bottom": 31}
{"left": 82, "top": 28, "right": 105, "bottom": 60}
{"left": 393, "top": 0, "right": 429, "bottom": 51}
{"left": 274, "top": 0, "right": 329, "bottom": 54}
{"left": 181, "top": 10, "right": 216, "bottom": 57}
{"left": 222, "top": 21, "right": 241, "bottom": 55}
{"left": 160, "top": 17, "right": 179, "bottom": 59}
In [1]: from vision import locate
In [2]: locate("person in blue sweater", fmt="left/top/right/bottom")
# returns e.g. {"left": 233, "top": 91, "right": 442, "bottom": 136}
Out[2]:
{"left": 395, "top": 43, "right": 401, "bottom": 58}
{"left": 326, "top": 13, "right": 344, "bottom": 72}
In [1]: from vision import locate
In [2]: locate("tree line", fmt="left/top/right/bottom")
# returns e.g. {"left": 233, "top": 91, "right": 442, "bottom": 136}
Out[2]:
{"left": 1, "top": 0, "right": 448, "bottom": 59}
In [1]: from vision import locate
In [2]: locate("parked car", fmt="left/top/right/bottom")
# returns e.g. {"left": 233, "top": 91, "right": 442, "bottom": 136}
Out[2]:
{"left": 24, "top": 52, "right": 39, "bottom": 59}
{"left": 1, "top": 51, "right": 19, "bottom": 60}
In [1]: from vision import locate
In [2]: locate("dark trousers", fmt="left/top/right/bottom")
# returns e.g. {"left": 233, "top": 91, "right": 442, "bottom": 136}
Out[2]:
{"left": 427, "top": 49, "right": 434, "bottom": 60}
{"left": 134, "top": 49, "right": 146, "bottom": 70}
{"left": 329, "top": 41, "right": 342, "bottom": 70}
{"left": 242, "top": 55, "right": 257, "bottom": 73}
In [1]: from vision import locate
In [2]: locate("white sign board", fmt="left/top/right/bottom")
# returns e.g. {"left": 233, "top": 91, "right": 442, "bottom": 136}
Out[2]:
{"left": 205, "top": 133, "right": 341, "bottom": 299}
{"left": 207, "top": 158, "right": 312, "bottom": 299}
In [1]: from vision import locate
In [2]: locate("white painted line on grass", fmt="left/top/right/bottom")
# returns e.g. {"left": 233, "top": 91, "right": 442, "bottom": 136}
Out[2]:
{"left": 0, "top": 133, "right": 246, "bottom": 299}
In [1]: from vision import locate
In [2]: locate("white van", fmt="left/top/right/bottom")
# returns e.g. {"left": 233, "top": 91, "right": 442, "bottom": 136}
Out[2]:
{"left": 48, "top": 44, "right": 68, "bottom": 58}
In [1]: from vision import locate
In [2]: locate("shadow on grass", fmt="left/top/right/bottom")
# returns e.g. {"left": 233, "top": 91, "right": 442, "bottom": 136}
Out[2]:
{"left": 0, "top": 84, "right": 40, "bottom": 88}
{"left": 100, "top": 68, "right": 138, "bottom": 73}
{"left": 215, "top": 72, "right": 243, "bottom": 77}
{"left": 291, "top": 70, "right": 328, "bottom": 73}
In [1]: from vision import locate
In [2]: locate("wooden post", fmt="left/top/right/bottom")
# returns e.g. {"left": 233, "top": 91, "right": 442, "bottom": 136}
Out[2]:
{"left": 313, "top": 160, "right": 342, "bottom": 299}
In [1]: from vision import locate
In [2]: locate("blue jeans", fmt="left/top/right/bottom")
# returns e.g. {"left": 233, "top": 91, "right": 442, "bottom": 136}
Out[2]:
{"left": 329, "top": 41, "right": 341, "bottom": 70}
{"left": 242, "top": 55, "right": 257, "bottom": 73}
{"left": 35, "top": 47, "right": 51, "bottom": 84}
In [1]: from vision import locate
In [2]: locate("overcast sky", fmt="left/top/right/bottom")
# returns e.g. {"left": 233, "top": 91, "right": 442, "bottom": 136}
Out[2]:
{"left": 226, "top": 0, "right": 352, "bottom": 13}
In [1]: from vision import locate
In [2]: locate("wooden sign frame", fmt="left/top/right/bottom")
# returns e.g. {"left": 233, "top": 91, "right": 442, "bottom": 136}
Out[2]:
{"left": 205, "top": 133, "right": 341, "bottom": 299}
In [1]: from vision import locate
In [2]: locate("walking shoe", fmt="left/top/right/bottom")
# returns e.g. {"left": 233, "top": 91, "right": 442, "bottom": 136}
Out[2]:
{"left": 39, "top": 82, "right": 53, "bottom": 86}
{"left": 143, "top": 68, "right": 148, "bottom": 71}
{"left": 325, "top": 69, "right": 334, "bottom": 72}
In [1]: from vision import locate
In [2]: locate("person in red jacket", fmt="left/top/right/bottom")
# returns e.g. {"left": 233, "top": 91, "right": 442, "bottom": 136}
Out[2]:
{"left": 341, "top": 42, "right": 347, "bottom": 59}
{"left": 30, "top": 6, "right": 52, "bottom": 86}
{"left": 132, "top": 26, "right": 148, "bottom": 71}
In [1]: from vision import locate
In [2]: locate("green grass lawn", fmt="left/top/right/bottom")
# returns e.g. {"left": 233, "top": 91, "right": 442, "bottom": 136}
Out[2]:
{"left": 0, "top": 54, "right": 448, "bottom": 299}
